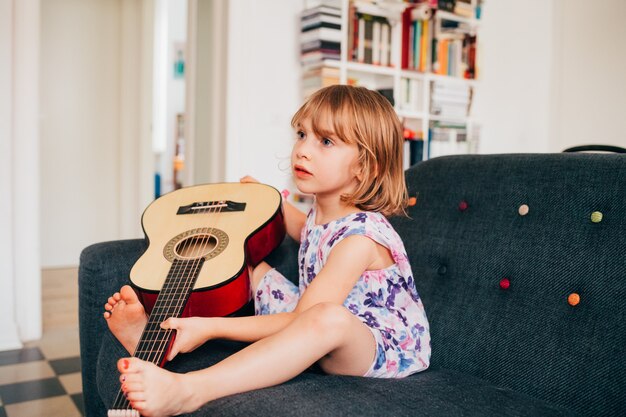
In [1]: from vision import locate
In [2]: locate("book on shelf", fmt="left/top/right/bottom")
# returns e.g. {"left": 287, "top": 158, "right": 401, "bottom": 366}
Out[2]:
{"left": 301, "top": 66, "right": 356, "bottom": 98}
{"left": 403, "top": 125, "right": 424, "bottom": 166}
{"left": 437, "top": 0, "right": 455, "bottom": 13}
{"left": 428, "top": 120, "right": 472, "bottom": 158}
{"left": 302, "top": 7, "right": 342, "bottom": 31}
{"left": 430, "top": 80, "right": 472, "bottom": 118}
{"left": 349, "top": 4, "right": 394, "bottom": 67}
{"left": 401, "top": 4, "right": 434, "bottom": 72}
{"left": 432, "top": 11, "right": 477, "bottom": 78}
{"left": 454, "top": 0, "right": 474, "bottom": 18}
{"left": 376, "top": 87, "right": 394, "bottom": 106}
{"left": 301, "top": 2, "right": 341, "bottom": 19}
{"left": 398, "top": 78, "right": 422, "bottom": 113}
{"left": 300, "top": 3, "right": 342, "bottom": 70}
{"left": 301, "top": 27, "right": 342, "bottom": 44}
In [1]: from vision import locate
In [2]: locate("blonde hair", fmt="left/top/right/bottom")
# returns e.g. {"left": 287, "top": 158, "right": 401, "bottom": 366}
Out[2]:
{"left": 291, "top": 85, "right": 408, "bottom": 217}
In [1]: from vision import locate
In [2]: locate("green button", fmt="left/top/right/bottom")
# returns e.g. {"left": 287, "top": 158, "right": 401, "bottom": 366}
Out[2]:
{"left": 591, "top": 211, "right": 603, "bottom": 223}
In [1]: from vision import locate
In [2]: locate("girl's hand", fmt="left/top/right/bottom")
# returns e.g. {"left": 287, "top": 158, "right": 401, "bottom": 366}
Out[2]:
{"left": 240, "top": 175, "right": 260, "bottom": 183}
{"left": 160, "top": 317, "right": 213, "bottom": 361}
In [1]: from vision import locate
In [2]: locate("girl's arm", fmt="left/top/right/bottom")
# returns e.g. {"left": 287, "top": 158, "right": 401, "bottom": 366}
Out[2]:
{"left": 281, "top": 199, "right": 306, "bottom": 243}
{"left": 164, "top": 235, "right": 380, "bottom": 358}
{"left": 217, "top": 236, "right": 379, "bottom": 337}
{"left": 240, "top": 175, "right": 306, "bottom": 242}
{"left": 162, "top": 313, "right": 299, "bottom": 360}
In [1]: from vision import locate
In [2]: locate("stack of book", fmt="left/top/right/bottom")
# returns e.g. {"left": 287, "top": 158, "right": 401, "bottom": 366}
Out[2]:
{"left": 432, "top": 17, "right": 476, "bottom": 78}
{"left": 453, "top": 0, "right": 474, "bottom": 18}
{"left": 302, "top": 66, "right": 341, "bottom": 98}
{"left": 430, "top": 81, "right": 471, "bottom": 119}
{"left": 428, "top": 120, "right": 470, "bottom": 158}
{"left": 398, "top": 78, "right": 422, "bottom": 113}
{"left": 348, "top": 1, "right": 395, "bottom": 66}
{"left": 301, "top": 4, "right": 342, "bottom": 70}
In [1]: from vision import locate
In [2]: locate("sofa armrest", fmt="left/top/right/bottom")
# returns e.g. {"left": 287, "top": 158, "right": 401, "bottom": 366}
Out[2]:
{"left": 78, "top": 239, "right": 147, "bottom": 417}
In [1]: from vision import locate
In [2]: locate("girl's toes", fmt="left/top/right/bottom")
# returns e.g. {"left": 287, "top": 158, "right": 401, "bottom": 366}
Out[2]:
{"left": 117, "top": 357, "right": 146, "bottom": 374}
{"left": 126, "top": 391, "right": 146, "bottom": 402}
{"left": 129, "top": 401, "right": 147, "bottom": 413}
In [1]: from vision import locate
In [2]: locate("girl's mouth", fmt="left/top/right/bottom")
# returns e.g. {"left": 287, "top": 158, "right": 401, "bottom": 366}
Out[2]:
{"left": 294, "top": 165, "right": 312, "bottom": 178}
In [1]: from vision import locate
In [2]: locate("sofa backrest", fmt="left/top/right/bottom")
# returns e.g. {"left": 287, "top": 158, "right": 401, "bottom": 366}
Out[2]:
{"left": 390, "top": 154, "right": 625, "bottom": 416}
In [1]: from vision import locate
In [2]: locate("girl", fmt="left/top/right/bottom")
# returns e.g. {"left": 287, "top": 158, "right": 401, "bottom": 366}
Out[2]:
{"left": 104, "top": 85, "right": 431, "bottom": 417}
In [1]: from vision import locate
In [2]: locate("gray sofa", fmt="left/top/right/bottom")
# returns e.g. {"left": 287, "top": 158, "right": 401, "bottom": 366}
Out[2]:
{"left": 79, "top": 154, "right": 625, "bottom": 416}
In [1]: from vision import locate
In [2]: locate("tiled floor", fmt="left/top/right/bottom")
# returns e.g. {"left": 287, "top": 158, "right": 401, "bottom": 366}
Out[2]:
{"left": 0, "top": 267, "right": 84, "bottom": 417}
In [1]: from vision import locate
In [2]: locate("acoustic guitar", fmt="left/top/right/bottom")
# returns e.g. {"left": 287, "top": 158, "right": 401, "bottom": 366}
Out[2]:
{"left": 108, "top": 182, "right": 285, "bottom": 417}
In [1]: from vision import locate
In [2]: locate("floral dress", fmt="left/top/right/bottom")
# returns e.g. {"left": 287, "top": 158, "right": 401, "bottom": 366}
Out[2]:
{"left": 255, "top": 207, "right": 431, "bottom": 378}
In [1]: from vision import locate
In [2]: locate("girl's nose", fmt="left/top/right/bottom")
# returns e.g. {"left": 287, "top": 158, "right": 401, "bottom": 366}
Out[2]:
{"left": 294, "top": 139, "right": 311, "bottom": 160}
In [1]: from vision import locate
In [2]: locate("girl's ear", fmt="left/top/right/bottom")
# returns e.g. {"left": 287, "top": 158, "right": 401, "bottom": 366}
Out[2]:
{"left": 353, "top": 164, "right": 364, "bottom": 181}
{"left": 354, "top": 161, "right": 377, "bottom": 182}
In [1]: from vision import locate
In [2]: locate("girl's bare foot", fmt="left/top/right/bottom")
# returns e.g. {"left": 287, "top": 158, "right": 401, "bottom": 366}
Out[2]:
{"left": 118, "top": 357, "right": 202, "bottom": 417}
{"left": 104, "top": 285, "right": 148, "bottom": 354}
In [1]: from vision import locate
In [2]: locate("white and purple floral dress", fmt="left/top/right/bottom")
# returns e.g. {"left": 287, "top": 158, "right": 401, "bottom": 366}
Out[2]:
{"left": 255, "top": 207, "right": 431, "bottom": 378}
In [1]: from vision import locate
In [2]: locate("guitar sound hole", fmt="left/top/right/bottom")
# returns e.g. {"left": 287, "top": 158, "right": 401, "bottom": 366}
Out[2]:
{"left": 175, "top": 235, "right": 217, "bottom": 259}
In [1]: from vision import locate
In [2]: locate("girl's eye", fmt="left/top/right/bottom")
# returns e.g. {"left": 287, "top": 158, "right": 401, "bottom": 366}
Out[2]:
{"left": 322, "top": 138, "right": 333, "bottom": 147}
{"left": 296, "top": 130, "right": 305, "bottom": 140}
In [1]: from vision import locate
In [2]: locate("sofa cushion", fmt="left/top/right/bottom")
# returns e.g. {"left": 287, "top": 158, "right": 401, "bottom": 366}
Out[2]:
{"left": 197, "top": 368, "right": 574, "bottom": 417}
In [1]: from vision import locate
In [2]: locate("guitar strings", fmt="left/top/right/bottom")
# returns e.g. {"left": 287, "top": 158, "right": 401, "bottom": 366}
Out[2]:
{"left": 147, "top": 198, "right": 222, "bottom": 364}
{"left": 147, "top": 197, "right": 226, "bottom": 373}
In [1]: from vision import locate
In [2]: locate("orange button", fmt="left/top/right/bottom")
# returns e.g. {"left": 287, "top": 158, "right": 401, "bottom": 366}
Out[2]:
{"left": 568, "top": 293, "right": 580, "bottom": 306}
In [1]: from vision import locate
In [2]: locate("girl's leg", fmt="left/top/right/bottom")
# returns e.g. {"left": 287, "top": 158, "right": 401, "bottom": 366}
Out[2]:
{"left": 249, "top": 261, "right": 273, "bottom": 294}
{"left": 118, "top": 303, "right": 376, "bottom": 417}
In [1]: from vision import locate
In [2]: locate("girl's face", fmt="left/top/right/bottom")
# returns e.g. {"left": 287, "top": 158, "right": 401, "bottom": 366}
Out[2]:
{"left": 291, "top": 117, "right": 360, "bottom": 201}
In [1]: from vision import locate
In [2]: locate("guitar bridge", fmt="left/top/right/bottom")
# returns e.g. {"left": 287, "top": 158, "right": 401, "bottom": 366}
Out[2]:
{"left": 177, "top": 200, "right": 246, "bottom": 215}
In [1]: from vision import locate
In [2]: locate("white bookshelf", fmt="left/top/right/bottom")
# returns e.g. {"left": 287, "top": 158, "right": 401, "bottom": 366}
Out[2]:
{"left": 302, "top": 0, "right": 482, "bottom": 162}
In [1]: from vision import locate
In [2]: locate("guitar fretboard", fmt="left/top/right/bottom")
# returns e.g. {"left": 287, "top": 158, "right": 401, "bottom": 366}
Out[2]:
{"left": 133, "top": 258, "right": 205, "bottom": 361}
{"left": 109, "top": 257, "right": 205, "bottom": 413}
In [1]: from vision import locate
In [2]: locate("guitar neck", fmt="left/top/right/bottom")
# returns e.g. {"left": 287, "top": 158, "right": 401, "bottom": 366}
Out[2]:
{"left": 109, "top": 258, "right": 206, "bottom": 415}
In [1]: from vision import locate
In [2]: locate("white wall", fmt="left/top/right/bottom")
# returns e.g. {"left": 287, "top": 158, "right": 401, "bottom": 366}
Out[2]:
{"left": 1, "top": 0, "right": 42, "bottom": 348}
{"left": 40, "top": 0, "right": 151, "bottom": 267}
{"left": 549, "top": 0, "right": 626, "bottom": 151}
{"left": 0, "top": 0, "right": 23, "bottom": 350}
{"left": 473, "top": 0, "right": 554, "bottom": 153}
{"left": 225, "top": 0, "right": 303, "bottom": 192}
{"left": 40, "top": 0, "right": 122, "bottom": 267}
{"left": 474, "top": 0, "right": 626, "bottom": 153}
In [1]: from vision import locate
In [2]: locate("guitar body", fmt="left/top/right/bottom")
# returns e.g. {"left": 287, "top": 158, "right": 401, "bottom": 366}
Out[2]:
{"left": 131, "top": 182, "right": 285, "bottom": 318}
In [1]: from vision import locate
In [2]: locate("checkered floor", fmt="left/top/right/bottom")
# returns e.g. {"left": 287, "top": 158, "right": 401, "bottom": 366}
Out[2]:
{"left": 0, "top": 346, "right": 83, "bottom": 416}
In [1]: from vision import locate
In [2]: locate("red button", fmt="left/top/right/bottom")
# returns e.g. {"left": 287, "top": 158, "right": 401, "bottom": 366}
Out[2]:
{"left": 459, "top": 200, "right": 469, "bottom": 211}
{"left": 500, "top": 278, "right": 510, "bottom": 290}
